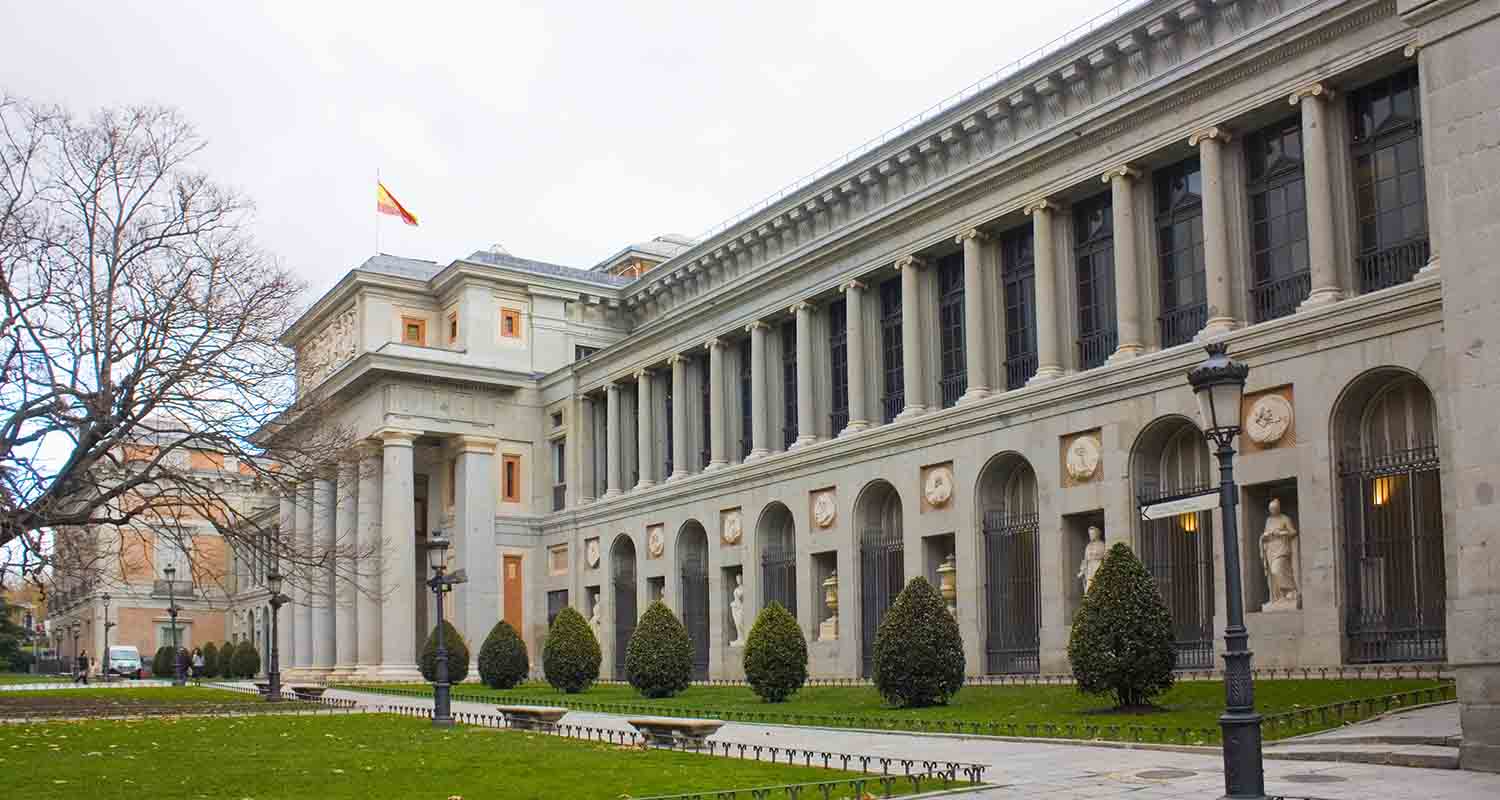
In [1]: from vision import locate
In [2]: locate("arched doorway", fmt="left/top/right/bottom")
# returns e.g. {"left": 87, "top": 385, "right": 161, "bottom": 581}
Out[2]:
{"left": 1133, "top": 417, "right": 1216, "bottom": 669}
{"left": 978, "top": 454, "right": 1040, "bottom": 674}
{"left": 856, "top": 481, "right": 903, "bottom": 677}
{"left": 1335, "top": 371, "right": 1445, "bottom": 662}
{"left": 677, "top": 521, "right": 710, "bottom": 680}
{"left": 758, "top": 503, "right": 797, "bottom": 617}
{"left": 610, "top": 535, "right": 637, "bottom": 680}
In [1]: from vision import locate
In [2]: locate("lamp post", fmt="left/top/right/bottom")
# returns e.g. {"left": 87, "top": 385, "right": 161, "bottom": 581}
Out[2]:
{"left": 70, "top": 621, "right": 81, "bottom": 679}
{"left": 102, "top": 594, "right": 115, "bottom": 682}
{"left": 425, "top": 532, "right": 454, "bottom": 728}
{"left": 163, "top": 564, "right": 185, "bottom": 686}
{"left": 265, "top": 570, "right": 289, "bottom": 702}
{"left": 1187, "top": 341, "right": 1263, "bottom": 800}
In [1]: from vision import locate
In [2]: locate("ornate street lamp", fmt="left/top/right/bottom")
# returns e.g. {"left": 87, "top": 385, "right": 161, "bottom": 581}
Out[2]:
{"left": 102, "top": 594, "right": 115, "bottom": 682}
{"left": 163, "top": 564, "right": 185, "bottom": 686}
{"left": 70, "top": 621, "right": 81, "bottom": 675}
{"left": 265, "top": 570, "right": 290, "bottom": 702}
{"left": 1187, "top": 341, "right": 1263, "bottom": 800}
{"left": 425, "top": 532, "right": 455, "bottom": 728}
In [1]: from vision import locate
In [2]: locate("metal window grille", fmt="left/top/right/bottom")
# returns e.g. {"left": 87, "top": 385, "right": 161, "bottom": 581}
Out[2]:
{"left": 859, "top": 519, "right": 904, "bottom": 678}
{"left": 679, "top": 531, "right": 710, "bottom": 680}
{"left": 1350, "top": 67, "right": 1429, "bottom": 293}
{"left": 612, "top": 542, "right": 637, "bottom": 680}
{"left": 738, "top": 337, "right": 753, "bottom": 458}
{"left": 1134, "top": 423, "right": 1216, "bottom": 670}
{"left": 828, "top": 299, "right": 849, "bottom": 432}
{"left": 760, "top": 511, "right": 797, "bottom": 617}
{"left": 1247, "top": 116, "right": 1311, "bottom": 322}
{"left": 546, "top": 590, "right": 568, "bottom": 629}
{"left": 1074, "top": 194, "right": 1118, "bottom": 370}
{"left": 781, "top": 319, "right": 798, "bottom": 449}
{"left": 1001, "top": 227, "right": 1038, "bottom": 389}
{"left": 983, "top": 509, "right": 1041, "bottom": 674}
{"left": 937, "top": 253, "right": 967, "bottom": 407}
{"left": 879, "top": 279, "right": 904, "bottom": 423}
{"left": 1154, "top": 158, "right": 1207, "bottom": 347}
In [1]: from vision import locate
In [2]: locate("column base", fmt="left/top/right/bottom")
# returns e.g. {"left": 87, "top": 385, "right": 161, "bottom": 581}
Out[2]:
{"left": 957, "top": 387, "right": 991, "bottom": 404}
{"left": 894, "top": 406, "right": 927, "bottom": 422}
{"left": 632, "top": 480, "right": 656, "bottom": 491}
{"left": 326, "top": 665, "right": 358, "bottom": 683}
{"left": 745, "top": 449, "right": 770, "bottom": 462}
{"left": 1028, "top": 365, "right": 1064, "bottom": 385}
{"left": 704, "top": 460, "right": 728, "bottom": 472}
{"left": 666, "top": 471, "right": 688, "bottom": 482}
{"left": 1298, "top": 286, "right": 1344, "bottom": 311}
{"left": 349, "top": 664, "right": 384, "bottom": 682}
{"left": 790, "top": 436, "right": 817, "bottom": 450}
{"left": 369, "top": 664, "right": 424, "bottom": 683}
{"left": 1198, "top": 318, "right": 1237, "bottom": 339}
{"left": 838, "top": 421, "right": 870, "bottom": 437}
{"left": 1106, "top": 344, "right": 1145, "bottom": 365}
{"left": 601, "top": 490, "right": 621, "bottom": 501}
{"left": 1417, "top": 253, "right": 1441, "bottom": 280}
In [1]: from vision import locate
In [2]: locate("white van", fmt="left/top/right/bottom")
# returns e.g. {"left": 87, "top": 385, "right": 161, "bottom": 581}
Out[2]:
{"left": 106, "top": 645, "right": 142, "bottom": 679}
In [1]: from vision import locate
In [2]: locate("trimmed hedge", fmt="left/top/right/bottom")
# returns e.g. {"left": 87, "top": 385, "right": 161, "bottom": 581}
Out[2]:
{"left": 478, "top": 620, "right": 529, "bottom": 690}
{"left": 872, "top": 576, "right": 965, "bottom": 708}
{"left": 201, "top": 641, "right": 220, "bottom": 678}
{"left": 1067, "top": 542, "right": 1176, "bottom": 709}
{"left": 231, "top": 642, "right": 261, "bottom": 678}
{"left": 743, "top": 602, "right": 808, "bottom": 703}
{"left": 152, "top": 645, "right": 174, "bottom": 677}
{"left": 419, "top": 620, "right": 471, "bottom": 684}
{"left": 219, "top": 642, "right": 236, "bottom": 677}
{"left": 624, "top": 601, "right": 694, "bottom": 699}
{"left": 543, "top": 606, "right": 601, "bottom": 694}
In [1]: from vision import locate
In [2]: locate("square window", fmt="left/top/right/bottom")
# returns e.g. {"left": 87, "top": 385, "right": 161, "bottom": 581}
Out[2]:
{"left": 401, "top": 317, "right": 426, "bottom": 346}
{"left": 502, "top": 454, "right": 521, "bottom": 503}
{"left": 448, "top": 311, "right": 459, "bottom": 343}
{"left": 501, "top": 309, "right": 522, "bottom": 339}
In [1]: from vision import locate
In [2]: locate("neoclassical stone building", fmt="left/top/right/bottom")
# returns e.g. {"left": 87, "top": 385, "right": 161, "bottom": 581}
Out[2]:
{"left": 275, "top": 0, "right": 1499, "bottom": 769}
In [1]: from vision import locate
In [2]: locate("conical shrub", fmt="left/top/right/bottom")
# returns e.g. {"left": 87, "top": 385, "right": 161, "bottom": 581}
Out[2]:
{"left": 419, "top": 620, "right": 471, "bottom": 684}
{"left": 543, "top": 606, "right": 602, "bottom": 693}
{"left": 478, "top": 620, "right": 530, "bottom": 689}
{"left": 232, "top": 642, "right": 261, "bottom": 678}
{"left": 743, "top": 602, "right": 808, "bottom": 703}
{"left": 152, "top": 645, "right": 174, "bottom": 677}
{"left": 218, "top": 641, "right": 236, "bottom": 678}
{"left": 624, "top": 601, "right": 694, "bottom": 698}
{"left": 201, "top": 641, "right": 220, "bottom": 678}
{"left": 1067, "top": 542, "right": 1175, "bottom": 709}
{"left": 872, "top": 576, "right": 965, "bottom": 707}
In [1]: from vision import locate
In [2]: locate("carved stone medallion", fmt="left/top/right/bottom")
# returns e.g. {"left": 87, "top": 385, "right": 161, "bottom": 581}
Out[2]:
{"left": 1246, "top": 394, "right": 1293, "bottom": 445}
{"left": 585, "top": 537, "right": 601, "bottom": 569}
{"left": 812, "top": 491, "right": 837, "bottom": 529}
{"left": 721, "top": 509, "right": 743, "bottom": 545}
{"left": 646, "top": 525, "right": 664, "bottom": 559}
{"left": 1066, "top": 435, "right": 1102, "bottom": 481}
{"left": 923, "top": 465, "right": 954, "bottom": 508}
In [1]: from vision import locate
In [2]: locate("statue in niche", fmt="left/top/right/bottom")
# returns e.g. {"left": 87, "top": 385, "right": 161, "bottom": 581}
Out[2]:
{"left": 1260, "top": 498, "right": 1300, "bottom": 612}
{"left": 728, "top": 573, "right": 746, "bottom": 647}
{"left": 1077, "top": 526, "right": 1107, "bottom": 594}
{"left": 589, "top": 590, "right": 602, "bottom": 636}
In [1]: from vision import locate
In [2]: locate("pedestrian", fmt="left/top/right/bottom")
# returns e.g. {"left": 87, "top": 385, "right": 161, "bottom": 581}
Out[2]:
{"left": 191, "top": 648, "right": 205, "bottom": 679}
{"left": 74, "top": 650, "right": 90, "bottom": 685}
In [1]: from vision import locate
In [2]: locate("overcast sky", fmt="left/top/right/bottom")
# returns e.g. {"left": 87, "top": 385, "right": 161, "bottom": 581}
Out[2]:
{"left": 3, "top": 0, "right": 1125, "bottom": 301}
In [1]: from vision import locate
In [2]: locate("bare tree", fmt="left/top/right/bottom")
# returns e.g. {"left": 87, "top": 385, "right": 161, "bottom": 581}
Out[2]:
{"left": 0, "top": 93, "right": 354, "bottom": 592}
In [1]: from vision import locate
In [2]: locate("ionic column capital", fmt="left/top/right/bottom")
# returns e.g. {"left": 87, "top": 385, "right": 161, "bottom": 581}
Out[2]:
{"left": 666, "top": 353, "right": 686, "bottom": 366}
{"left": 1188, "top": 126, "right": 1233, "bottom": 147}
{"left": 840, "top": 279, "right": 866, "bottom": 294}
{"left": 703, "top": 336, "right": 725, "bottom": 352}
{"left": 1023, "top": 198, "right": 1056, "bottom": 216}
{"left": 744, "top": 320, "right": 769, "bottom": 334}
{"left": 633, "top": 366, "right": 654, "bottom": 380}
{"left": 375, "top": 428, "right": 422, "bottom": 446}
{"left": 1288, "top": 82, "right": 1335, "bottom": 106}
{"left": 1100, "top": 164, "right": 1142, "bottom": 184}
{"left": 894, "top": 254, "right": 927, "bottom": 272}
{"left": 605, "top": 380, "right": 622, "bottom": 393}
{"left": 955, "top": 227, "right": 988, "bottom": 245}
{"left": 787, "top": 300, "right": 813, "bottom": 316}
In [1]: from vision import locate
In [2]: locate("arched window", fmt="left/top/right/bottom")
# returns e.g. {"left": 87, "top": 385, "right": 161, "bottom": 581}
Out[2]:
{"left": 677, "top": 522, "right": 710, "bottom": 680}
{"left": 856, "top": 481, "right": 903, "bottom": 678}
{"left": 979, "top": 455, "right": 1040, "bottom": 674}
{"left": 758, "top": 504, "right": 796, "bottom": 618}
{"left": 610, "top": 536, "right": 637, "bottom": 680}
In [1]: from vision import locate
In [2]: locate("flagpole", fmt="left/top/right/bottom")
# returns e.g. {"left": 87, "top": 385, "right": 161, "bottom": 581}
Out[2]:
{"left": 375, "top": 168, "right": 382, "bottom": 256}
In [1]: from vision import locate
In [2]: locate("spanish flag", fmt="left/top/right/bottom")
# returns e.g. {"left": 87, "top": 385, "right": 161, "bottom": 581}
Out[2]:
{"left": 376, "top": 181, "right": 419, "bottom": 226}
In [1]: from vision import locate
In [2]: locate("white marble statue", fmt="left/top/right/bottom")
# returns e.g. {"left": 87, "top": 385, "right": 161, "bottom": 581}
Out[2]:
{"left": 589, "top": 589, "right": 602, "bottom": 636}
{"left": 1078, "top": 526, "right": 1107, "bottom": 594}
{"left": 729, "top": 573, "right": 746, "bottom": 647}
{"left": 1260, "top": 498, "right": 1300, "bottom": 612}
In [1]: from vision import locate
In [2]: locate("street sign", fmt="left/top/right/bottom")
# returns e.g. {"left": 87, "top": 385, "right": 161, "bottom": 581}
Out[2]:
{"left": 1140, "top": 490, "right": 1220, "bottom": 521}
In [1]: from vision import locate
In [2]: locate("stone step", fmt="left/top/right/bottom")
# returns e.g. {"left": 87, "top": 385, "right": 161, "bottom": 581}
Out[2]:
{"left": 1265, "top": 742, "right": 1459, "bottom": 769}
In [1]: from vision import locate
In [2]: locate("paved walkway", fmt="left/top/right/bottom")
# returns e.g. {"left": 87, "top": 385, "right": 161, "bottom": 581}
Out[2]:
{"left": 328, "top": 688, "right": 1500, "bottom": 800}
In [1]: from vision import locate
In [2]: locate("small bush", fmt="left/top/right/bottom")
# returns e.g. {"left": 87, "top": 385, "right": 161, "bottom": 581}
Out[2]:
{"left": 743, "top": 602, "right": 808, "bottom": 703}
{"left": 218, "top": 641, "right": 236, "bottom": 677}
{"left": 152, "top": 645, "right": 174, "bottom": 677}
{"left": 419, "top": 620, "right": 471, "bottom": 684}
{"left": 477, "top": 620, "right": 529, "bottom": 690}
{"left": 1067, "top": 542, "right": 1176, "bottom": 709}
{"left": 624, "top": 601, "right": 694, "bottom": 699}
{"left": 543, "top": 606, "right": 602, "bottom": 694}
{"left": 231, "top": 642, "right": 260, "bottom": 678}
{"left": 201, "top": 641, "right": 220, "bottom": 678}
{"left": 872, "top": 576, "right": 965, "bottom": 708}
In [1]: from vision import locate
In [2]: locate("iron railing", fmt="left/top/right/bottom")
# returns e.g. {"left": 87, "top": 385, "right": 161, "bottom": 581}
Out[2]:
{"left": 782, "top": 424, "right": 797, "bottom": 451}
{"left": 879, "top": 393, "right": 903, "bottom": 424}
{"left": 680, "top": 538, "right": 711, "bottom": 680}
{"left": 1005, "top": 352, "right": 1038, "bottom": 390}
{"left": 983, "top": 510, "right": 1041, "bottom": 675}
{"left": 1251, "top": 270, "right": 1310, "bottom": 323}
{"left": 1358, "top": 237, "right": 1430, "bottom": 294}
{"left": 1158, "top": 303, "right": 1206, "bottom": 349}
{"left": 613, "top": 551, "right": 638, "bottom": 681}
{"left": 829, "top": 409, "right": 849, "bottom": 434}
{"left": 939, "top": 372, "right": 966, "bottom": 408}
{"left": 860, "top": 524, "right": 904, "bottom": 677}
{"left": 1077, "top": 330, "right": 1116, "bottom": 370}
{"left": 1137, "top": 483, "right": 1217, "bottom": 670}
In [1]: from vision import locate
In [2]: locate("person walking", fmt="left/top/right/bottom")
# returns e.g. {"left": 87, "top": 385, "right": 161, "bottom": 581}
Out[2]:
{"left": 191, "top": 648, "right": 205, "bottom": 680}
{"left": 74, "top": 650, "right": 90, "bottom": 684}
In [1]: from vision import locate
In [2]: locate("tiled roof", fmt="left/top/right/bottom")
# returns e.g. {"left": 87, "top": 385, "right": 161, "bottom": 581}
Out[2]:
{"left": 464, "top": 249, "right": 634, "bottom": 288}
{"left": 357, "top": 254, "right": 443, "bottom": 280}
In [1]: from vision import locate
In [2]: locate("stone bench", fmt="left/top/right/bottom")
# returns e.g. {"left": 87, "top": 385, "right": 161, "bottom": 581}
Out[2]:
{"left": 290, "top": 685, "right": 326, "bottom": 701}
{"left": 627, "top": 717, "right": 725, "bottom": 748}
{"left": 496, "top": 705, "right": 568, "bottom": 731}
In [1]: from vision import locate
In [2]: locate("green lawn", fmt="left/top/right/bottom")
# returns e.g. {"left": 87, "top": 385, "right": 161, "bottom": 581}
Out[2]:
{"left": 341, "top": 678, "right": 1445, "bottom": 742}
{"left": 0, "top": 673, "right": 61, "bottom": 685}
{"left": 0, "top": 714, "right": 900, "bottom": 800}
{"left": 0, "top": 686, "right": 264, "bottom": 707}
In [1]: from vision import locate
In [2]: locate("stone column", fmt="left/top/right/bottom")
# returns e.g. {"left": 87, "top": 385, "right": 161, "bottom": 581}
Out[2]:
{"left": 1292, "top": 83, "right": 1343, "bottom": 309}
{"left": 841, "top": 280, "right": 871, "bottom": 434}
{"left": 746, "top": 321, "right": 770, "bottom": 460}
{"left": 377, "top": 428, "right": 421, "bottom": 680}
{"left": 1026, "top": 200, "right": 1065, "bottom": 382}
{"left": 292, "top": 481, "right": 313, "bottom": 671}
{"left": 668, "top": 355, "right": 688, "bottom": 479}
{"left": 1103, "top": 165, "right": 1145, "bottom": 361}
{"left": 312, "top": 473, "right": 336, "bottom": 674}
{"left": 1192, "top": 127, "right": 1238, "bottom": 336}
{"left": 332, "top": 459, "right": 358, "bottom": 679}
{"left": 634, "top": 368, "right": 655, "bottom": 489}
{"left": 791, "top": 301, "right": 816, "bottom": 448}
{"left": 895, "top": 255, "right": 928, "bottom": 418}
{"left": 454, "top": 435, "right": 498, "bottom": 673}
{"left": 578, "top": 395, "right": 596, "bottom": 502}
{"left": 705, "top": 338, "right": 728, "bottom": 469}
{"left": 957, "top": 228, "right": 991, "bottom": 402}
{"left": 604, "top": 382, "right": 622, "bottom": 498}
{"left": 353, "top": 441, "right": 382, "bottom": 677}
{"left": 276, "top": 492, "right": 296, "bottom": 670}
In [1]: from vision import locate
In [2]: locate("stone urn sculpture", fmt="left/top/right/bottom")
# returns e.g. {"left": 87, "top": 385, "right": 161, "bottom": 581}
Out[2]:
{"left": 820, "top": 571, "right": 839, "bottom": 641}
{"left": 937, "top": 553, "right": 957, "bottom": 617}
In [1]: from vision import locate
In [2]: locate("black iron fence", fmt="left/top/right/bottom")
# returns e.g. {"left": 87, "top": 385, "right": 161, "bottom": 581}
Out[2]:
{"left": 939, "top": 372, "right": 966, "bottom": 408}
{"left": 1005, "top": 351, "right": 1038, "bottom": 390}
{"left": 1158, "top": 303, "right": 1206, "bottom": 349}
{"left": 1358, "top": 237, "right": 1429, "bottom": 294}
{"left": 1251, "top": 271, "right": 1310, "bottom": 323}
{"left": 1077, "top": 329, "right": 1116, "bottom": 370}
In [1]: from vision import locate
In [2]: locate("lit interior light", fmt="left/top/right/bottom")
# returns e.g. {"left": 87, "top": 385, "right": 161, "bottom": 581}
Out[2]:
{"left": 1179, "top": 512, "right": 1199, "bottom": 533}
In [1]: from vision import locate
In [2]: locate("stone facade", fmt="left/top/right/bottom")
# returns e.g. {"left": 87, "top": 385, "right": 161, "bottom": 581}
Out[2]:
{"left": 277, "top": 0, "right": 1500, "bottom": 769}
